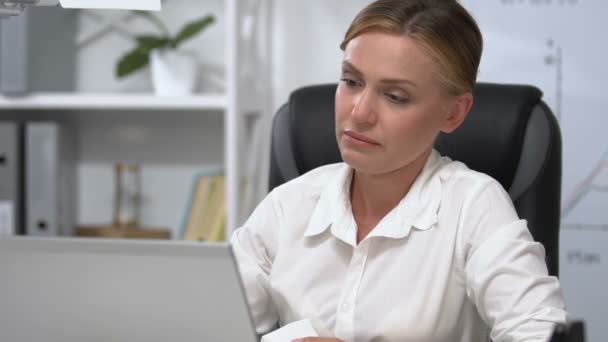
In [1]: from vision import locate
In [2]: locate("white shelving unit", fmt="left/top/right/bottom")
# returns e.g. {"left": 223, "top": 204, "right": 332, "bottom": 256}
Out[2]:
{"left": 0, "top": 93, "right": 228, "bottom": 110}
{"left": 0, "top": 0, "right": 274, "bottom": 237}
{"left": 207, "top": 0, "right": 274, "bottom": 236}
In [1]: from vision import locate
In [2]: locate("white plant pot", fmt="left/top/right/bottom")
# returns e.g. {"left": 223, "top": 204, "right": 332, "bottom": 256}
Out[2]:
{"left": 150, "top": 49, "right": 199, "bottom": 96}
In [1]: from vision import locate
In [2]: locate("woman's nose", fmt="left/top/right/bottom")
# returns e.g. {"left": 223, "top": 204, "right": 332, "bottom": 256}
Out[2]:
{"left": 351, "top": 88, "right": 377, "bottom": 124}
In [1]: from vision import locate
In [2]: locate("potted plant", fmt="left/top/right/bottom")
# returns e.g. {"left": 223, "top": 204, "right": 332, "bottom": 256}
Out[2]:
{"left": 116, "top": 11, "right": 215, "bottom": 95}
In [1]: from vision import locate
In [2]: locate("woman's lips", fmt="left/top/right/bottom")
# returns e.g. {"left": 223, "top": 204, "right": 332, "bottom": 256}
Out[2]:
{"left": 343, "top": 130, "right": 381, "bottom": 146}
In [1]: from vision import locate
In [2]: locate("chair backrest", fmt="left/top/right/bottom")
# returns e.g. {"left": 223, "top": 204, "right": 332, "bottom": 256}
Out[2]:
{"left": 269, "top": 83, "right": 562, "bottom": 276}
{"left": 550, "top": 321, "right": 586, "bottom": 342}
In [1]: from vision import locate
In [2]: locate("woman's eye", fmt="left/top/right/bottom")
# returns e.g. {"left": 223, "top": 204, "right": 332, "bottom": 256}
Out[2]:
{"left": 341, "top": 78, "right": 360, "bottom": 88}
{"left": 386, "top": 93, "right": 408, "bottom": 104}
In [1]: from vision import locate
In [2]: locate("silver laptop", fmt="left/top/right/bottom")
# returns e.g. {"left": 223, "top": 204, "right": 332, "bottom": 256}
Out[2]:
{"left": 0, "top": 237, "right": 258, "bottom": 342}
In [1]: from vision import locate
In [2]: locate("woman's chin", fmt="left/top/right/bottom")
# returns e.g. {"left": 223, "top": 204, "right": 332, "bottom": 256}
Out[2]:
{"left": 340, "top": 150, "right": 380, "bottom": 173}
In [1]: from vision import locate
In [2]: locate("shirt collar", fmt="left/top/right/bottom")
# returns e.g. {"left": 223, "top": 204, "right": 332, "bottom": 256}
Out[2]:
{"left": 304, "top": 163, "right": 353, "bottom": 239}
{"left": 304, "top": 149, "right": 444, "bottom": 244}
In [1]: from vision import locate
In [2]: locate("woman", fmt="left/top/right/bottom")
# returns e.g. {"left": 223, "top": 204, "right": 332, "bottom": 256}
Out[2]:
{"left": 231, "top": 0, "right": 568, "bottom": 341}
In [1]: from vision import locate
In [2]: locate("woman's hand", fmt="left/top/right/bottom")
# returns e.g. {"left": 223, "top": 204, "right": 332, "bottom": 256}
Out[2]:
{"left": 291, "top": 338, "right": 344, "bottom": 342}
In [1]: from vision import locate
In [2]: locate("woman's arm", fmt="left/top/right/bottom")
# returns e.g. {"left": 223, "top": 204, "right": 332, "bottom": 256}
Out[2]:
{"left": 461, "top": 181, "right": 568, "bottom": 341}
{"left": 230, "top": 192, "right": 282, "bottom": 335}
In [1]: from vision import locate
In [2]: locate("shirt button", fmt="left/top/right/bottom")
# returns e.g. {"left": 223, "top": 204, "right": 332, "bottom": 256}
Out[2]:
{"left": 342, "top": 301, "right": 352, "bottom": 312}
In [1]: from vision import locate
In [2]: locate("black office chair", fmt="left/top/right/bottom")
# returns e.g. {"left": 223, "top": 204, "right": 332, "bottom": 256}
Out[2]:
{"left": 550, "top": 321, "right": 586, "bottom": 342}
{"left": 269, "top": 82, "right": 562, "bottom": 277}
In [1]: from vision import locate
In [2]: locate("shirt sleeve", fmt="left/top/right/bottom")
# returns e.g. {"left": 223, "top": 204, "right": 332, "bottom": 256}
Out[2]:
{"left": 230, "top": 191, "right": 281, "bottom": 335}
{"left": 461, "top": 180, "right": 568, "bottom": 342}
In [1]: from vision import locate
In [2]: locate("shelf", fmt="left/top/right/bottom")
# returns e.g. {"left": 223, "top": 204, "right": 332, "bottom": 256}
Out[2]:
{"left": 0, "top": 93, "right": 228, "bottom": 111}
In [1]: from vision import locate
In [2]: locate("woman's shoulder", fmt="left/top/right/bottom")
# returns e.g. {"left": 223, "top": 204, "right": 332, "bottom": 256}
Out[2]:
{"left": 435, "top": 155, "right": 507, "bottom": 198}
{"left": 434, "top": 155, "right": 519, "bottom": 241}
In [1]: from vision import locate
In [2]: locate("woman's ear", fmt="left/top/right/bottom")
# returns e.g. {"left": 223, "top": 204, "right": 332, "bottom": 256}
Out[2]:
{"left": 440, "top": 92, "right": 473, "bottom": 133}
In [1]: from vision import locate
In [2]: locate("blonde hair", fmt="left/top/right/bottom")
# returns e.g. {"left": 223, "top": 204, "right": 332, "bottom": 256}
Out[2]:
{"left": 341, "top": 0, "right": 482, "bottom": 95}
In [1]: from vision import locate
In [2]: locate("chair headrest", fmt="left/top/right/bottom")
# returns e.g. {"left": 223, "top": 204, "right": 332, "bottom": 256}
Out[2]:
{"left": 287, "top": 83, "right": 341, "bottom": 174}
{"left": 435, "top": 83, "right": 543, "bottom": 189}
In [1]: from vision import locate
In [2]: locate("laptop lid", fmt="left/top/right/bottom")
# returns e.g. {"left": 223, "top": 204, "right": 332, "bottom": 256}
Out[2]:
{"left": 0, "top": 237, "right": 258, "bottom": 342}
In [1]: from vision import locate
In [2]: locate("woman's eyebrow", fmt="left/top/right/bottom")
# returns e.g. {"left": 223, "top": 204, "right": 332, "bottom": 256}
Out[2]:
{"left": 341, "top": 60, "right": 363, "bottom": 77}
{"left": 379, "top": 78, "right": 417, "bottom": 88}
{"left": 342, "top": 60, "right": 417, "bottom": 88}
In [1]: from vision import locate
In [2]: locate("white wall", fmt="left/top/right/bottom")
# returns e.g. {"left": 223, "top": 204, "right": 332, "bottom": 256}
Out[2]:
{"left": 271, "top": 1, "right": 368, "bottom": 110}
{"left": 76, "top": 0, "right": 226, "bottom": 93}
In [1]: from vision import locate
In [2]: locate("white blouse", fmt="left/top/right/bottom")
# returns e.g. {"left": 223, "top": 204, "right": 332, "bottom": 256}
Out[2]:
{"left": 230, "top": 149, "right": 567, "bottom": 342}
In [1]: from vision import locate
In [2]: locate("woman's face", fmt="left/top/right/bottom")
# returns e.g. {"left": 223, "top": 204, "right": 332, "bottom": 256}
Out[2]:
{"left": 335, "top": 31, "right": 465, "bottom": 176}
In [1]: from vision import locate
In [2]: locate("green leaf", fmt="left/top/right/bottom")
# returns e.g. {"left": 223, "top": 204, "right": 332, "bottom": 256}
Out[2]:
{"left": 133, "top": 10, "right": 171, "bottom": 36}
{"left": 136, "top": 35, "right": 170, "bottom": 51}
{"left": 115, "top": 47, "right": 150, "bottom": 78}
{"left": 172, "top": 14, "right": 215, "bottom": 48}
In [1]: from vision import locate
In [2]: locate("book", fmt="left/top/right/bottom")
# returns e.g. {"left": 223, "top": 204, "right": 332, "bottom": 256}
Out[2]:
{"left": 182, "top": 175, "right": 212, "bottom": 241}
{"left": 181, "top": 173, "right": 226, "bottom": 242}
{"left": 204, "top": 175, "right": 226, "bottom": 242}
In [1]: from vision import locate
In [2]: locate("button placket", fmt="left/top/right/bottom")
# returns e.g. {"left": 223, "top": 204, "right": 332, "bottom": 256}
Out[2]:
{"left": 334, "top": 240, "right": 370, "bottom": 341}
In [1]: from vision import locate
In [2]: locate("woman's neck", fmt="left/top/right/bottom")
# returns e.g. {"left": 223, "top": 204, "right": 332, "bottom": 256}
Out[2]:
{"left": 350, "top": 149, "right": 432, "bottom": 240}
